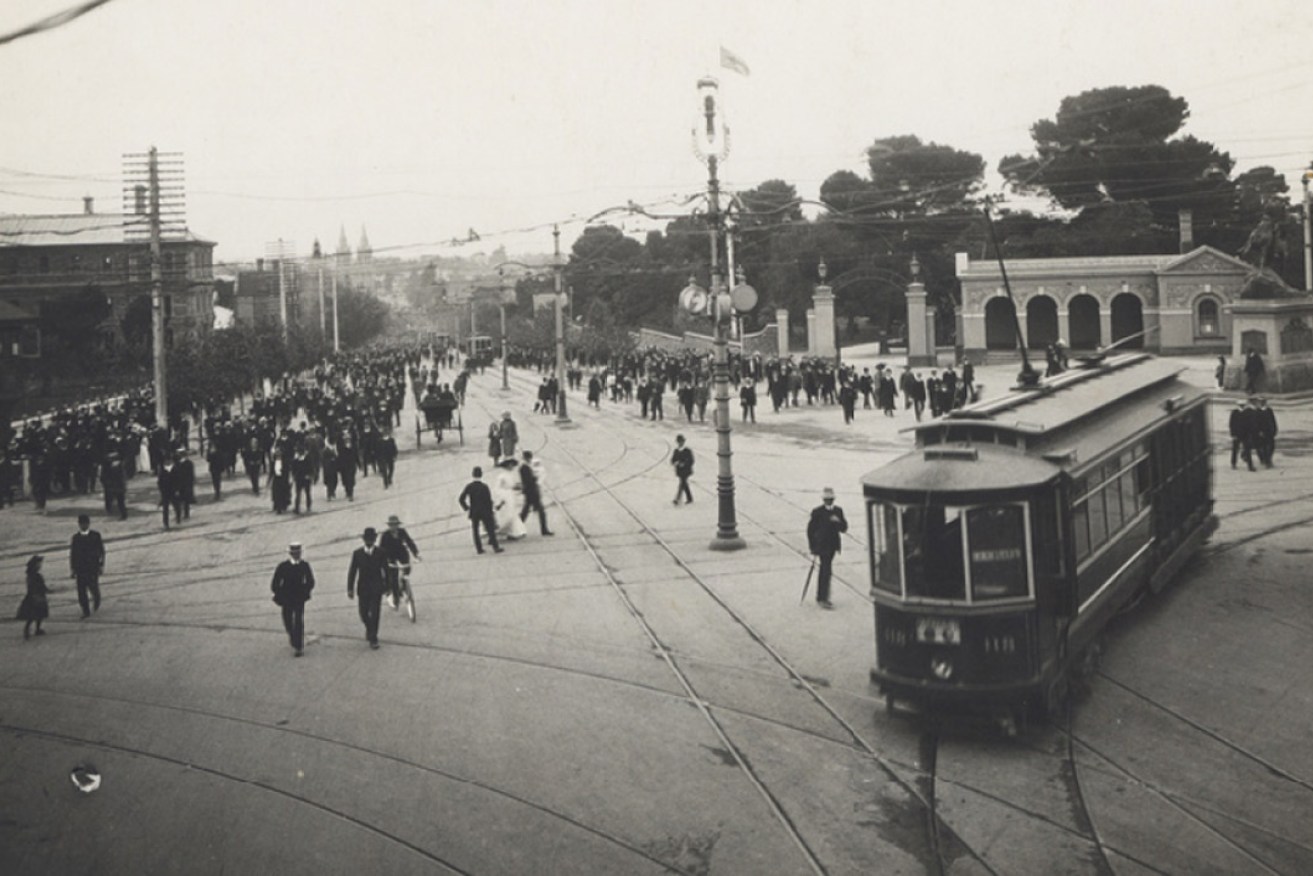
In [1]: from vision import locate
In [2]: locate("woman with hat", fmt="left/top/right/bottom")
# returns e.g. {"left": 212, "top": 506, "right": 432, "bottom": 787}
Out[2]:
{"left": 498, "top": 412, "right": 519, "bottom": 461}
{"left": 494, "top": 458, "right": 527, "bottom": 541}
{"left": 16, "top": 555, "right": 50, "bottom": 639}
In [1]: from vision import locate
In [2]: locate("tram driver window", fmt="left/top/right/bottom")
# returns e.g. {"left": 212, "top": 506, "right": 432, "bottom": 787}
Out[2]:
{"left": 869, "top": 502, "right": 901, "bottom": 594}
{"left": 967, "top": 504, "right": 1028, "bottom": 599}
{"left": 902, "top": 506, "right": 966, "bottom": 600}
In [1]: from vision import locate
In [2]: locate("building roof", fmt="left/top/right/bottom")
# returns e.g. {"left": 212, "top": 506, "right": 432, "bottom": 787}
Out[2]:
{"left": 0, "top": 298, "right": 37, "bottom": 322}
{"left": 0, "top": 213, "right": 214, "bottom": 248}
{"left": 956, "top": 245, "right": 1249, "bottom": 280}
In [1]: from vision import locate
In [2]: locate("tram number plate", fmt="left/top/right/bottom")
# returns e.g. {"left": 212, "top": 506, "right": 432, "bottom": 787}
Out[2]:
{"left": 916, "top": 618, "right": 961, "bottom": 646}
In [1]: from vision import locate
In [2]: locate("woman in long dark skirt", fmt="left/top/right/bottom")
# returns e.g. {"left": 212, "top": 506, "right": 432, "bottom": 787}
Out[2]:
{"left": 16, "top": 555, "right": 49, "bottom": 640}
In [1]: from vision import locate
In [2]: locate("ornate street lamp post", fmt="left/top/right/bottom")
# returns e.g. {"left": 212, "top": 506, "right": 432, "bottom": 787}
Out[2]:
{"left": 690, "top": 76, "right": 749, "bottom": 551}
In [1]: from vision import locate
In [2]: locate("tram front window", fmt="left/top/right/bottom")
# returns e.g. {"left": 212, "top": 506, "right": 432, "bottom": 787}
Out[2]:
{"left": 902, "top": 506, "right": 966, "bottom": 599}
{"left": 967, "top": 504, "right": 1028, "bottom": 599}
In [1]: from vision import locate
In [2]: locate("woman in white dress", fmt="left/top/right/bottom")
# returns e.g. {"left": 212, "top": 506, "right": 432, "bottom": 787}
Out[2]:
{"left": 494, "top": 459, "right": 527, "bottom": 540}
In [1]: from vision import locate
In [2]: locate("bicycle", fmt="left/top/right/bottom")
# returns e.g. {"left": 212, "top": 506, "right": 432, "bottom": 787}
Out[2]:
{"left": 388, "top": 560, "right": 418, "bottom": 623}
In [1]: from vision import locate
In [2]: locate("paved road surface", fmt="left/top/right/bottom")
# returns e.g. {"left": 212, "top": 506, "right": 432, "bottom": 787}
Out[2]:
{"left": 1, "top": 354, "right": 1309, "bottom": 874}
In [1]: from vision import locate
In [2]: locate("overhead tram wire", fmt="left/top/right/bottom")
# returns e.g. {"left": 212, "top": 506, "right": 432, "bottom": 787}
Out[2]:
{"left": 0, "top": 0, "right": 116, "bottom": 46}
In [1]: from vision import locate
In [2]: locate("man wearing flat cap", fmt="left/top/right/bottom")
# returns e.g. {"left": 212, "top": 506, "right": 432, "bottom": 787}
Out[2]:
{"left": 347, "top": 527, "right": 388, "bottom": 649}
{"left": 272, "top": 542, "right": 315, "bottom": 656}
{"left": 807, "top": 487, "right": 848, "bottom": 609}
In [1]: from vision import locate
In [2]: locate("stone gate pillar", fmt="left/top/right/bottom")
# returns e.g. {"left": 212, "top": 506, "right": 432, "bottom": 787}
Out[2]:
{"left": 776, "top": 308, "right": 790, "bottom": 357}
{"left": 812, "top": 260, "right": 837, "bottom": 360}
{"left": 906, "top": 255, "right": 937, "bottom": 367}
{"left": 806, "top": 309, "right": 816, "bottom": 355}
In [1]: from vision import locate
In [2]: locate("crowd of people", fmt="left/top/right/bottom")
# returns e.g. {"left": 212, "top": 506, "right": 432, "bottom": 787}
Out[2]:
{"left": 6, "top": 332, "right": 1291, "bottom": 647}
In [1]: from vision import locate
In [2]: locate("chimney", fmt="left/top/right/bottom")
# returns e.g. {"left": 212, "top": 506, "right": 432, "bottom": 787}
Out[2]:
{"left": 83, "top": 196, "right": 94, "bottom": 215}
{"left": 1178, "top": 208, "right": 1194, "bottom": 253}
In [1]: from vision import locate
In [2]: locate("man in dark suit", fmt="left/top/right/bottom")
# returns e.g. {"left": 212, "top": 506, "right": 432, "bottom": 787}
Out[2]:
{"left": 807, "top": 487, "right": 848, "bottom": 609}
{"left": 458, "top": 467, "right": 502, "bottom": 554}
{"left": 517, "top": 451, "right": 554, "bottom": 536}
{"left": 157, "top": 456, "right": 182, "bottom": 529}
{"left": 671, "top": 435, "right": 693, "bottom": 505}
{"left": 175, "top": 448, "right": 195, "bottom": 520}
{"left": 347, "top": 527, "right": 388, "bottom": 649}
{"left": 1254, "top": 397, "right": 1278, "bottom": 468}
{"left": 69, "top": 513, "right": 105, "bottom": 619}
{"left": 272, "top": 542, "right": 315, "bottom": 656}
{"left": 100, "top": 452, "right": 127, "bottom": 520}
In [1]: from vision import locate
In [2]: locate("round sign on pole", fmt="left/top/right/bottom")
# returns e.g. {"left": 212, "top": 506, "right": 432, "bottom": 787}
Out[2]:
{"left": 680, "top": 283, "right": 709, "bottom": 316}
{"left": 730, "top": 282, "right": 758, "bottom": 314}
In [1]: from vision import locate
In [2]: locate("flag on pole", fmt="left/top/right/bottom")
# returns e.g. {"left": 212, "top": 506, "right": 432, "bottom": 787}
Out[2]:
{"left": 720, "top": 45, "right": 751, "bottom": 77}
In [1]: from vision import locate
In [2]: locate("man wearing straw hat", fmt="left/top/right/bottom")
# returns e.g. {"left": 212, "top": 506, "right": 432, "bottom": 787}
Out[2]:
{"left": 806, "top": 487, "right": 848, "bottom": 609}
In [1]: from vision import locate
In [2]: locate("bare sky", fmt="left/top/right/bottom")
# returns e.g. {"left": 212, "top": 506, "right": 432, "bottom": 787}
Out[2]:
{"left": 2, "top": 0, "right": 1310, "bottom": 266}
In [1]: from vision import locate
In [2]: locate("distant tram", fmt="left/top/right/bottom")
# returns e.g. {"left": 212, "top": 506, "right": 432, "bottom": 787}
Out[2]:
{"left": 863, "top": 353, "right": 1216, "bottom": 731}
{"left": 465, "top": 335, "right": 494, "bottom": 362}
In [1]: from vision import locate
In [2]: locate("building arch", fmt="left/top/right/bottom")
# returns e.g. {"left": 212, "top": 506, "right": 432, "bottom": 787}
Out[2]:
{"left": 1068, "top": 294, "right": 1101, "bottom": 350}
{"left": 1025, "top": 295, "right": 1059, "bottom": 349}
{"left": 1195, "top": 295, "right": 1221, "bottom": 339}
{"left": 984, "top": 296, "right": 1017, "bottom": 350}
{"left": 1111, "top": 293, "right": 1144, "bottom": 348}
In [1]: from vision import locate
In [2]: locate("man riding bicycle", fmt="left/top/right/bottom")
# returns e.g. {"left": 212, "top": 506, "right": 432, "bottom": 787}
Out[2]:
{"left": 380, "top": 514, "right": 420, "bottom": 609}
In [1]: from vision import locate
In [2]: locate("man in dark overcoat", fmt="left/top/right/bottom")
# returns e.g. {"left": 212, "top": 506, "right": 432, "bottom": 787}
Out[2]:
{"left": 347, "top": 527, "right": 387, "bottom": 649}
{"left": 518, "top": 451, "right": 554, "bottom": 536}
{"left": 458, "top": 467, "right": 502, "bottom": 554}
{"left": 272, "top": 542, "right": 315, "bottom": 656}
{"left": 806, "top": 487, "right": 848, "bottom": 609}
{"left": 69, "top": 513, "right": 105, "bottom": 618}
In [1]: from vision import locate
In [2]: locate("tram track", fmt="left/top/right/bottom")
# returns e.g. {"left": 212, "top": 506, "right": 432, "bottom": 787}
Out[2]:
{"left": 512, "top": 405, "right": 998, "bottom": 876}
{"left": 8, "top": 366, "right": 1307, "bottom": 873}
{"left": 0, "top": 685, "right": 690, "bottom": 876}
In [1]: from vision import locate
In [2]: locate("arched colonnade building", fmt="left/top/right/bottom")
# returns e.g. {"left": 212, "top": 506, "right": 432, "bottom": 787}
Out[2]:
{"left": 954, "top": 246, "right": 1251, "bottom": 362}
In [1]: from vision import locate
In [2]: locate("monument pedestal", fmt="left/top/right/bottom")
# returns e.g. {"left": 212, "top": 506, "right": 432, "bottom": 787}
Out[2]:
{"left": 1225, "top": 297, "right": 1313, "bottom": 394}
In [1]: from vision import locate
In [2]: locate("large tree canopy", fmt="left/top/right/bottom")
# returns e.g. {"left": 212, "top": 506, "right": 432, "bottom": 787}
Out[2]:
{"left": 1000, "top": 85, "right": 1234, "bottom": 228}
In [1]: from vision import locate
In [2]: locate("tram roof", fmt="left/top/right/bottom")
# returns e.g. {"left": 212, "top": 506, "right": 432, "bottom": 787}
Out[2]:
{"left": 861, "top": 444, "right": 1059, "bottom": 499}
{"left": 913, "top": 354, "right": 1186, "bottom": 439}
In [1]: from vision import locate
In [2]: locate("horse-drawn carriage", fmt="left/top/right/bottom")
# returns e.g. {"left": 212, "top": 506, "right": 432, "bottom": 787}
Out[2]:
{"left": 415, "top": 387, "right": 462, "bottom": 448}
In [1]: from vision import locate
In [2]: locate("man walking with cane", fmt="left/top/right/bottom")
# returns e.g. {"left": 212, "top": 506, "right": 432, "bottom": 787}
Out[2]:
{"left": 806, "top": 487, "right": 848, "bottom": 609}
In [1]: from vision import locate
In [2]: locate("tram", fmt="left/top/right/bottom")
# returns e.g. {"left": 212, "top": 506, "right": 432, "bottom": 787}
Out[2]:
{"left": 465, "top": 335, "right": 494, "bottom": 364}
{"left": 863, "top": 353, "right": 1216, "bottom": 730}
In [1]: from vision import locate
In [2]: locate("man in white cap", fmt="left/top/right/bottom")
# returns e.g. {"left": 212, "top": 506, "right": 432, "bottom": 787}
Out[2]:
{"left": 271, "top": 542, "right": 315, "bottom": 656}
{"left": 806, "top": 487, "right": 848, "bottom": 609}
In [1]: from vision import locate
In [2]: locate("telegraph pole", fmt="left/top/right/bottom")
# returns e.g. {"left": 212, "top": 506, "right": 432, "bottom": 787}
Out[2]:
{"left": 553, "top": 225, "right": 571, "bottom": 424}
{"left": 148, "top": 148, "right": 167, "bottom": 426}
{"left": 124, "top": 147, "right": 182, "bottom": 427}
{"left": 331, "top": 269, "right": 341, "bottom": 352}
{"left": 1302, "top": 169, "right": 1312, "bottom": 291}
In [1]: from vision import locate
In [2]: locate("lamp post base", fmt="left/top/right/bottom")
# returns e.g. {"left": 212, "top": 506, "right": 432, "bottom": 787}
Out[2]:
{"left": 709, "top": 533, "right": 747, "bottom": 552}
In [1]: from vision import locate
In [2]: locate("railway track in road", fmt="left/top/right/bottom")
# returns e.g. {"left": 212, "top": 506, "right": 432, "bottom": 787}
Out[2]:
{"left": 0, "top": 683, "right": 691, "bottom": 876}
{"left": 488, "top": 394, "right": 995, "bottom": 876}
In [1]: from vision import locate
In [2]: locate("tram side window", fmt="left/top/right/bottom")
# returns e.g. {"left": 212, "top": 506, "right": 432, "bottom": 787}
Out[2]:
{"left": 902, "top": 506, "right": 966, "bottom": 599}
{"left": 967, "top": 504, "right": 1028, "bottom": 599}
{"left": 869, "top": 502, "right": 901, "bottom": 594}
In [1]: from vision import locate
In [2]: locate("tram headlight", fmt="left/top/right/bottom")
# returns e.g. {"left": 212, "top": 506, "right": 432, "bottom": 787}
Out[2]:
{"left": 930, "top": 657, "right": 954, "bottom": 680}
